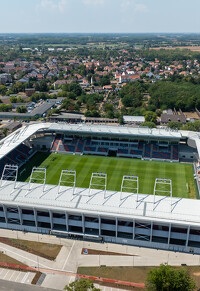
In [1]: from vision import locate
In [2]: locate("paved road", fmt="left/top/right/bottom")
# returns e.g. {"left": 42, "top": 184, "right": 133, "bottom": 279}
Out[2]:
{"left": 0, "top": 279, "right": 59, "bottom": 291}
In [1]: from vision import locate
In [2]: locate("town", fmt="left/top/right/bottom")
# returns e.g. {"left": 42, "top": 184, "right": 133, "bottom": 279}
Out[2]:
{"left": 1, "top": 34, "right": 200, "bottom": 138}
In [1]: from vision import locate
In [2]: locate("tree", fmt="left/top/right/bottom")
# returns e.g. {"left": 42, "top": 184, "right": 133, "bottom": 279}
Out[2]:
{"left": 181, "top": 120, "right": 200, "bottom": 132}
{"left": 0, "top": 85, "right": 7, "bottom": 95}
{"left": 146, "top": 263, "right": 195, "bottom": 291}
{"left": 39, "top": 80, "right": 48, "bottom": 92}
{"left": 99, "top": 75, "right": 110, "bottom": 86}
{"left": 141, "top": 121, "right": 156, "bottom": 128}
{"left": 64, "top": 279, "right": 100, "bottom": 291}
{"left": 145, "top": 111, "right": 157, "bottom": 124}
{"left": 0, "top": 104, "right": 12, "bottom": 112}
{"left": 16, "top": 105, "right": 27, "bottom": 113}
{"left": 167, "top": 121, "right": 182, "bottom": 130}
{"left": 10, "top": 96, "right": 17, "bottom": 103}
{"left": 2, "top": 127, "right": 8, "bottom": 137}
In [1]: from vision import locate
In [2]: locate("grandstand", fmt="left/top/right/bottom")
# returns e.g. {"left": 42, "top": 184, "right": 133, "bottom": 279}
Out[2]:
{"left": 50, "top": 135, "right": 182, "bottom": 161}
{"left": 0, "top": 123, "right": 199, "bottom": 254}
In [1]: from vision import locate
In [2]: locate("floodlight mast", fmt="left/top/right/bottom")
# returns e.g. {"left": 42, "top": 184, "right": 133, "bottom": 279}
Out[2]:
{"left": 89, "top": 172, "right": 107, "bottom": 197}
{"left": 28, "top": 167, "right": 46, "bottom": 192}
{"left": 153, "top": 178, "right": 172, "bottom": 210}
{"left": 0, "top": 164, "right": 18, "bottom": 189}
{"left": 58, "top": 169, "right": 76, "bottom": 194}
{"left": 120, "top": 175, "right": 139, "bottom": 201}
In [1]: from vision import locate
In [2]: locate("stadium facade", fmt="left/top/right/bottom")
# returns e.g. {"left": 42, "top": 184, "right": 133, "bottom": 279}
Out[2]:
{"left": 0, "top": 123, "right": 200, "bottom": 254}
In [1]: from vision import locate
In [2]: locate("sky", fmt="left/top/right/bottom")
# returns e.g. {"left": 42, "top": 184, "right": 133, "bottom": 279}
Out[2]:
{"left": 0, "top": 0, "right": 200, "bottom": 33}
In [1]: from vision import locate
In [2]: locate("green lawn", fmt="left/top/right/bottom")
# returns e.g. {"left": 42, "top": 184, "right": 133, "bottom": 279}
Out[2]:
{"left": 18, "top": 152, "right": 197, "bottom": 199}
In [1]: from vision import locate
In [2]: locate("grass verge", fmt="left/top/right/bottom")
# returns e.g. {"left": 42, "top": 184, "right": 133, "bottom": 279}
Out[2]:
{"left": 0, "top": 237, "right": 62, "bottom": 261}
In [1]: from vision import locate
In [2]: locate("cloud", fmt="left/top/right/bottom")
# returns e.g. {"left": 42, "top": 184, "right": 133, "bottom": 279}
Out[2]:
{"left": 82, "top": 0, "right": 105, "bottom": 6}
{"left": 36, "top": 0, "right": 68, "bottom": 13}
{"left": 134, "top": 3, "right": 147, "bottom": 12}
{"left": 120, "top": 0, "right": 148, "bottom": 13}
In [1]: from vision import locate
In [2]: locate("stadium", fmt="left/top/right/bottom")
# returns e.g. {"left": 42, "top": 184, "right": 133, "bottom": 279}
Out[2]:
{"left": 0, "top": 122, "right": 200, "bottom": 254}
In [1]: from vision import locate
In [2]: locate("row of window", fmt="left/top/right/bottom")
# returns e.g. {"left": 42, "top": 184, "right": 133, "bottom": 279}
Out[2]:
{"left": 1, "top": 207, "right": 200, "bottom": 237}
{"left": 2, "top": 217, "right": 200, "bottom": 248}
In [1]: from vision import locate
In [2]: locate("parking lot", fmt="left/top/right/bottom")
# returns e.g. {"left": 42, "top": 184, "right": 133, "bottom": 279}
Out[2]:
{"left": 0, "top": 268, "right": 35, "bottom": 285}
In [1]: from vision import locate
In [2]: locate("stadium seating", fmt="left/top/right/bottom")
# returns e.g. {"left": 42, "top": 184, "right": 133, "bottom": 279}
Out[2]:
{"left": 97, "top": 147, "right": 108, "bottom": 153}
{"left": 76, "top": 139, "right": 85, "bottom": 153}
{"left": 152, "top": 144, "right": 171, "bottom": 160}
{"left": 144, "top": 144, "right": 151, "bottom": 158}
{"left": 118, "top": 148, "right": 129, "bottom": 155}
{"left": 0, "top": 143, "right": 32, "bottom": 176}
{"left": 50, "top": 136, "right": 180, "bottom": 161}
{"left": 130, "top": 149, "right": 143, "bottom": 156}
{"left": 51, "top": 138, "right": 60, "bottom": 151}
{"left": 172, "top": 145, "right": 179, "bottom": 160}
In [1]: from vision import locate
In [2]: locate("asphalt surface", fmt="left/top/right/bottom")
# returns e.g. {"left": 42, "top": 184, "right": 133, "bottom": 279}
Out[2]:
{"left": 0, "top": 279, "right": 59, "bottom": 291}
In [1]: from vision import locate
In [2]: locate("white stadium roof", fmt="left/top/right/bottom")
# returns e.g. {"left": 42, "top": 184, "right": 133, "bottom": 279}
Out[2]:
{"left": 0, "top": 122, "right": 185, "bottom": 160}
{"left": 0, "top": 180, "right": 200, "bottom": 227}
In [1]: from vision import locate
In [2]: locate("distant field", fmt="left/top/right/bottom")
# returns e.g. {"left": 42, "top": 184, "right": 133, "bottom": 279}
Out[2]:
{"left": 18, "top": 152, "right": 196, "bottom": 199}
{"left": 151, "top": 46, "right": 200, "bottom": 52}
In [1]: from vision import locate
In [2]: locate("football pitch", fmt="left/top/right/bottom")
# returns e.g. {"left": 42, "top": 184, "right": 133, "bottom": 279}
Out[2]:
{"left": 18, "top": 152, "right": 197, "bottom": 199}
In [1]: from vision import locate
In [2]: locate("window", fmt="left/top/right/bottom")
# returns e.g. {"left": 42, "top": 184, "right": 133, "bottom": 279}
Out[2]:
{"left": 135, "top": 222, "right": 151, "bottom": 229}
{"left": 0, "top": 217, "right": 5, "bottom": 223}
{"left": 7, "top": 218, "right": 20, "bottom": 225}
{"left": 190, "top": 229, "right": 200, "bottom": 236}
{"left": 171, "top": 227, "right": 187, "bottom": 234}
{"left": 23, "top": 220, "right": 35, "bottom": 227}
{"left": 68, "top": 215, "right": 82, "bottom": 221}
{"left": 170, "top": 238, "right": 186, "bottom": 246}
{"left": 53, "top": 213, "right": 65, "bottom": 219}
{"left": 22, "top": 209, "right": 34, "bottom": 215}
{"left": 152, "top": 236, "right": 168, "bottom": 244}
{"left": 37, "top": 211, "right": 49, "bottom": 217}
{"left": 85, "top": 228, "right": 99, "bottom": 235}
{"left": 85, "top": 216, "right": 98, "bottom": 223}
{"left": 101, "top": 230, "right": 115, "bottom": 237}
{"left": 118, "top": 220, "right": 133, "bottom": 227}
{"left": 53, "top": 224, "right": 66, "bottom": 231}
{"left": 7, "top": 208, "right": 18, "bottom": 213}
{"left": 118, "top": 232, "right": 132, "bottom": 239}
{"left": 38, "top": 222, "right": 51, "bottom": 229}
{"left": 68, "top": 225, "right": 82, "bottom": 233}
{"left": 135, "top": 234, "right": 150, "bottom": 241}
{"left": 101, "top": 218, "right": 115, "bottom": 225}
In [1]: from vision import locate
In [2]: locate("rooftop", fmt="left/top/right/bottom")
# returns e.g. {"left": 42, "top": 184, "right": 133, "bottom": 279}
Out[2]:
{"left": 0, "top": 180, "right": 199, "bottom": 227}
{"left": 0, "top": 123, "right": 191, "bottom": 161}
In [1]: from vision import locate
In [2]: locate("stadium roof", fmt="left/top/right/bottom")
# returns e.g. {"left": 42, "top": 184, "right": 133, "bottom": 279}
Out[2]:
{"left": 0, "top": 180, "right": 200, "bottom": 227}
{"left": 1, "top": 122, "right": 200, "bottom": 161}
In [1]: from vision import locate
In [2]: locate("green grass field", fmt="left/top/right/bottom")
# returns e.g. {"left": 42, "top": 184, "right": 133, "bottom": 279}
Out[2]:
{"left": 18, "top": 152, "right": 197, "bottom": 199}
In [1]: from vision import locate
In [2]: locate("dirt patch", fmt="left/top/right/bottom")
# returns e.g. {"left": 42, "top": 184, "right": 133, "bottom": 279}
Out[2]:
{"left": 0, "top": 237, "right": 62, "bottom": 261}
{"left": 81, "top": 248, "right": 135, "bottom": 256}
{"left": 193, "top": 272, "right": 200, "bottom": 276}
{"left": 31, "top": 271, "right": 43, "bottom": 285}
